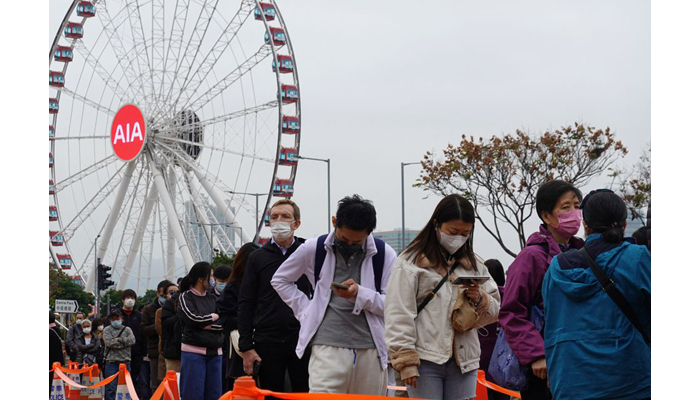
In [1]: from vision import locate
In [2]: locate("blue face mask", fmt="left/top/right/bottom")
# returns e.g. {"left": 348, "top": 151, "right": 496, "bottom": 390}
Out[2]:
{"left": 216, "top": 282, "right": 226, "bottom": 293}
{"left": 158, "top": 296, "right": 166, "bottom": 306}
{"left": 111, "top": 320, "right": 122, "bottom": 329}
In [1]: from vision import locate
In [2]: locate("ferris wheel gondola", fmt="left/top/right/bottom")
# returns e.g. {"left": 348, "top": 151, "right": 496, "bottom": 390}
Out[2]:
{"left": 49, "top": 0, "right": 302, "bottom": 292}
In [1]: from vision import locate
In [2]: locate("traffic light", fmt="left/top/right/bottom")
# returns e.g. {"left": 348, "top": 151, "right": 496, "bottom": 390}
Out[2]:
{"left": 97, "top": 263, "right": 114, "bottom": 291}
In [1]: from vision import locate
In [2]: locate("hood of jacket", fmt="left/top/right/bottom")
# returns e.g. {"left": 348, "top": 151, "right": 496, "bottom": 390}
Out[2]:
{"left": 547, "top": 234, "right": 633, "bottom": 301}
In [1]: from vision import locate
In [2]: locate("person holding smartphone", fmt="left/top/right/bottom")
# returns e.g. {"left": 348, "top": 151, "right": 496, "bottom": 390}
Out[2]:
{"left": 385, "top": 194, "right": 501, "bottom": 400}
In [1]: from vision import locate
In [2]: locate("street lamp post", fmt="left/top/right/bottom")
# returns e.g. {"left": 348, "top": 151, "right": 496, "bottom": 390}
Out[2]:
{"left": 401, "top": 162, "right": 421, "bottom": 251}
{"left": 94, "top": 234, "right": 101, "bottom": 318}
{"left": 297, "top": 156, "right": 331, "bottom": 232}
{"left": 225, "top": 191, "right": 267, "bottom": 237}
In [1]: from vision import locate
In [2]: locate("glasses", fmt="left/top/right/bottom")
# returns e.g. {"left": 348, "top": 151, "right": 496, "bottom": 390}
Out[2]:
{"left": 168, "top": 290, "right": 177, "bottom": 296}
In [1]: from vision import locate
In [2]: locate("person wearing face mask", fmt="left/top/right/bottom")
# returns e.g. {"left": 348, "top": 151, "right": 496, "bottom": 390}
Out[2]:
{"left": 384, "top": 194, "right": 501, "bottom": 400}
{"left": 65, "top": 312, "right": 86, "bottom": 362}
{"left": 272, "top": 195, "right": 398, "bottom": 395}
{"left": 103, "top": 310, "right": 136, "bottom": 400}
{"left": 178, "top": 261, "right": 225, "bottom": 400}
{"left": 90, "top": 318, "right": 106, "bottom": 372}
{"left": 119, "top": 289, "right": 147, "bottom": 398}
{"left": 238, "top": 199, "right": 313, "bottom": 394}
{"left": 76, "top": 319, "right": 101, "bottom": 366}
{"left": 542, "top": 190, "right": 650, "bottom": 400}
{"left": 211, "top": 265, "right": 232, "bottom": 297}
{"left": 141, "top": 280, "right": 174, "bottom": 393}
{"left": 498, "top": 180, "right": 585, "bottom": 400}
{"left": 155, "top": 283, "right": 179, "bottom": 383}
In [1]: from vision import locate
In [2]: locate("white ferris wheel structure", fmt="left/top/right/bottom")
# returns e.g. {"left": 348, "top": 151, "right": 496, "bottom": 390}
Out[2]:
{"left": 49, "top": 0, "right": 302, "bottom": 293}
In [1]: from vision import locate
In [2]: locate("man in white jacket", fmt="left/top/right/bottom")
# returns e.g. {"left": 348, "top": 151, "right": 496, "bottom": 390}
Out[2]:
{"left": 271, "top": 195, "right": 397, "bottom": 395}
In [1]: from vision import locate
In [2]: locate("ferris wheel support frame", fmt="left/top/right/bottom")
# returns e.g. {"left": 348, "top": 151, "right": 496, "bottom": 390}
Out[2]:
{"left": 87, "top": 160, "right": 137, "bottom": 290}
{"left": 166, "top": 166, "right": 177, "bottom": 275}
{"left": 117, "top": 182, "right": 159, "bottom": 290}
{"left": 148, "top": 152, "right": 196, "bottom": 270}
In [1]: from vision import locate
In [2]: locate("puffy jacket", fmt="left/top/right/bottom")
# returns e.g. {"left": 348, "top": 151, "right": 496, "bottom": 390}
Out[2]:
{"left": 65, "top": 323, "right": 83, "bottom": 357}
{"left": 238, "top": 237, "right": 312, "bottom": 352}
{"left": 161, "top": 294, "right": 182, "bottom": 360}
{"left": 178, "top": 288, "right": 225, "bottom": 356}
{"left": 385, "top": 254, "right": 500, "bottom": 380}
{"left": 498, "top": 225, "right": 584, "bottom": 365}
{"left": 76, "top": 334, "right": 101, "bottom": 365}
{"left": 543, "top": 234, "right": 651, "bottom": 400}
{"left": 141, "top": 299, "right": 162, "bottom": 359}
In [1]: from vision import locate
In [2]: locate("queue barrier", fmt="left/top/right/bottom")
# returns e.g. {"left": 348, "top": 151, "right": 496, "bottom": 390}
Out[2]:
{"left": 50, "top": 363, "right": 519, "bottom": 400}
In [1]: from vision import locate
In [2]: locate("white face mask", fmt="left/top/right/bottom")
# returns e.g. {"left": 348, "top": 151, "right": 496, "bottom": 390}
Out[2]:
{"left": 437, "top": 228, "right": 469, "bottom": 255}
{"left": 270, "top": 221, "right": 294, "bottom": 242}
{"left": 97, "top": 326, "right": 104, "bottom": 332}
{"left": 124, "top": 298, "right": 136, "bottom": 308}
{"left": 83, "top": 328, "right": 91, "bottom": 334}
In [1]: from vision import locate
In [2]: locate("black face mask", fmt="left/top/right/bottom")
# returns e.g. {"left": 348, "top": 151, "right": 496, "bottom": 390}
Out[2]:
{"left": 334, "top": 237, "right": 363, "bottom": 256}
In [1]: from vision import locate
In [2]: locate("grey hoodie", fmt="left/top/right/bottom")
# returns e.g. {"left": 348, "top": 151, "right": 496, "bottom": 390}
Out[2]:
{"left": 103, "top": 324, "right": 136, "bottom": 363}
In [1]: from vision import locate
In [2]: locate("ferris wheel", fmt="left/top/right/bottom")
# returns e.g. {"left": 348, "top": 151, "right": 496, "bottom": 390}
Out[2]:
{"left": 49, "top": 0, "right": 302, "bottom": 293}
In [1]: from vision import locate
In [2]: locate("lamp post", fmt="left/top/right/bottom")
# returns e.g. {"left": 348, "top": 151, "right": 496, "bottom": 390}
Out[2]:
{"left": 401, "top": 162, "right": 421, "bottom": 251}
{"left": 94, "top": 234, "right": 101, "bottom": 318}
{"left": 297, "top": 156, "right": 331, "bottom": 232}
{"left": 225, "top": 191, "right": 267, "bottom": 237}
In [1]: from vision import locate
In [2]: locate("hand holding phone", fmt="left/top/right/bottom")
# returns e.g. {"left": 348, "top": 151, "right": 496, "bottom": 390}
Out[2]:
{"left": 331, "top": 282, "right": 350, "bottom": 290}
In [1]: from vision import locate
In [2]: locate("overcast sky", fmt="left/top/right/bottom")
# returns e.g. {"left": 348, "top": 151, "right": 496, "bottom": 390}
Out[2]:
{"left": 48, "top": 0, "right": 650, "bottom": 280}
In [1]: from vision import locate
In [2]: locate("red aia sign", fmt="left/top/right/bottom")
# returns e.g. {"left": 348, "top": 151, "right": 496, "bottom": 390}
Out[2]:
{"left": 111, "top": 104, "right": 147, "bottom": 161}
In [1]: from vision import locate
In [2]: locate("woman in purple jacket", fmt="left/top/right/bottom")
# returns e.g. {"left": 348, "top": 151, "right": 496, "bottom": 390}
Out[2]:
{"left": 498, "top": 180, "right": 585, "bottom": 400}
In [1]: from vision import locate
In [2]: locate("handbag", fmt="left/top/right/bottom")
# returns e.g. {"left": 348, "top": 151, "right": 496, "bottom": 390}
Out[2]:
{"left": 581, "top": 247, "right": 650, "bottom": 345}
{"left": 488, "top": 305, "right": 544, "bottom": 391}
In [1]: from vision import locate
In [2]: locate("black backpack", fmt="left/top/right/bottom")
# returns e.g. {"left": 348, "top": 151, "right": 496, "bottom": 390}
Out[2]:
{"left": 313, "top": 234, "right": 386, "bottom": 293}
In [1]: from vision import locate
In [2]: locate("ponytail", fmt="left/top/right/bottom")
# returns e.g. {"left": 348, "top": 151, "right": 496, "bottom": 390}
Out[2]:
{"left": 180, "top": 261, "right": 213, "bottom": 292}
{"left": 581, "top": 190, "right": 627, "bottom": 244}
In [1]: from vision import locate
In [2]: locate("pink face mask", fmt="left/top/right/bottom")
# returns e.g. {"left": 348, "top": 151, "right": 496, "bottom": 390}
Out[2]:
{"left": 551, "top": 209, "right": 582, "bottom": 240}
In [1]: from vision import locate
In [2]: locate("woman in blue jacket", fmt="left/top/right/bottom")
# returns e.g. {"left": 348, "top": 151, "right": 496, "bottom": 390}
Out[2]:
{"left": 543, "top": 189, "right": 650, "bottom": 400}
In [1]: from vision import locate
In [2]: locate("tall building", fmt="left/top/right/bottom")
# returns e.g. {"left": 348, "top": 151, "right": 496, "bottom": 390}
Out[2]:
{"left": 373, "top": 228, "right": 420, "bottom": 254}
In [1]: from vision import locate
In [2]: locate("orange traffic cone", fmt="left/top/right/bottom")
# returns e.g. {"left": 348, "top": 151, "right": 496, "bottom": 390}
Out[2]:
{"left": 231, "top": 376, "right": 263, "bottom": 400}
{"left": 115, "top": 364, "right": 133, "bottom": 400}
{"left": 163, "top": 370, "right": 180, "bottom": 400}
{"left": 87, "top": 366, "right": 102, "bottom": 399}
{"left": 475, "top": 370, "right": 489, "bottom": 400}
{"left": 50, "top": 364, "right": 67, "bottom": 400}
{"left": 67, "top": 365, "right": 82, "bottom": 400}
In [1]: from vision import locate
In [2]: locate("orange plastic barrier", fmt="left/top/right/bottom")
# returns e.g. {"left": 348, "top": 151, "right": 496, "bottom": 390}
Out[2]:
{"left": 476, "top": 370, "right": 521, "bottom": 399}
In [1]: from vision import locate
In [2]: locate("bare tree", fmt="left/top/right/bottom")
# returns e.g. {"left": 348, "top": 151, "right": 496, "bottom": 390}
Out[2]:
{"left": 419, "top": 123, "right": 628, "bottom": 257}
{"left": 613, "top": 143, "right": 651, "bottom": 224}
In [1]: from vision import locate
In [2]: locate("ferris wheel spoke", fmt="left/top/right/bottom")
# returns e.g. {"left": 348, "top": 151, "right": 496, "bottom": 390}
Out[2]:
{"left": 169, "top": 0, "right": 256, "bottom": 112}
{"left": 160, "top": 0, "right": 219, "bottom": 117}
{"left": 61, "top": 163, "right": 127, "bottom": 242}
{"left": 186, "top": 44, "right": 274, "bottom": 113}
{"left": 182, "top": 172, "right": 216, "bottom": 260}
{"left": 54, "top": 135, "right": 110, "bottom": 141}
{"left": 125, "top": 0, "right": 154, "bottom": 107}
{"left": 55, "top": 155, "right": 119, "bottom": 193}
{"left": 54, "top": 86, "right": 116, "bottom": 116}
{"left": 73, "top": 39, "right": 130, "bottom": 101}
{"left": 117, "top": 180, "right": 159, "bottom": 290}
{"left": 151, "top": 0, "right": 165, "bottom": 107}
{"left": 153, "top": 135, "right": 275, "bottom": 163}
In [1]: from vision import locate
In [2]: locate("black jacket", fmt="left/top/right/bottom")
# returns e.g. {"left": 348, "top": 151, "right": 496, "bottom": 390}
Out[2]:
{"left": 65, "top": 323, "right": 83, "bottom": 358}
{"left": 217, "top": 282, "right": 240, "bottom": 333}
{"left": 50, "top": 327, "right": 64, "bottom": 369}
{"left": 141, "top": 299, "right": 162, "bottom": 359}
{"left": 161, "top": 294, "right": 182, "bottom": 360}
{"left": 76, "top": 334, "right": 101, "bottom": 365}
{"left": 119, "top": 308, "right": 144, "bottom": 364}
{"left": 237, "top": 238, "right": 313, "bottom": 352}
{"left": 178, "top": 289, "right": 225, "bottom": 357}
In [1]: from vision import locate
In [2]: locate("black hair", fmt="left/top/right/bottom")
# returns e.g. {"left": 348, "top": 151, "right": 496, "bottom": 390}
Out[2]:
{"left": 50, "top": 312, "right": 55, "bottom": 324}
{"left": 484, "top": 259, "right": 505, "bottom": 287}
{"left": 213, "top": 264, "right": 233, "bottom": 281}
{"left": 91, "top": 318, "right": 102, "bottom": 334}
{"left": 179, "top": 261, "right": 213, "bottom": 292}
{"left": 335, "top": 194, "right": 377, "bottom": 233}
{"left": 403, "top": 194, "right": 477, "bottom": 271}
{"left": 632, "top": 226, "right": 650, "bottom": 251}
{"left": 157, "top": 280, "right": 173, "bottom": 294}
{"left": 536, "top": 180, "right": 583, "bottom": 227}
{"left": 227, "top": 243, "right": 259, "bottom": 287}
{"left": 121, "top": 289, "right": 137, "bottom": 300}
{"left": 581, "top": 190, "right": 627, "bottom": 243}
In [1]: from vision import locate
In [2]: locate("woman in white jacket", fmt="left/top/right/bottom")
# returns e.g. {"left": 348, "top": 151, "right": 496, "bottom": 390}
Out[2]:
{"left": 385, "top": 194, "right": 500, "bottom": 400}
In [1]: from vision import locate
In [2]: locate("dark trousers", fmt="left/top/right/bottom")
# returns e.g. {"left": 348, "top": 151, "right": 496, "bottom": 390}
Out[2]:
{"left": 255, "top": 342, "right": 310, "bottom": 394}
{"left": 520, "top": 368, "right": 552, "bottom": 400}
{"left": 487, "top": 387, "right": 511, "bottom": 400}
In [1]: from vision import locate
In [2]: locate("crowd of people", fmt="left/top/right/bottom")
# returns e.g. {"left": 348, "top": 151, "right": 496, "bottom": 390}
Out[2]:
{"left": 49, "top": 180, "right": 651, "bottom": 400}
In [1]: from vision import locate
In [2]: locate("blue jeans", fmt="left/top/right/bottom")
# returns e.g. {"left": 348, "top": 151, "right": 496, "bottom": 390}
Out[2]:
{"left": 180, "top": 352, "right": 222, "bottom": 400}
{"left": 406, "top": 359, "right": 478, "bottom": 400}
{"left": 104, "top": 362, "right": 131, "bottom": 400}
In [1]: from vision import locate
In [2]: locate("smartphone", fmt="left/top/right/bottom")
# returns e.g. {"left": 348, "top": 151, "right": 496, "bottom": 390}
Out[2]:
{"left": 452, "top": 276, "right": 491, "bottom": 285}
{"left": 331, "top": 282, "right": 350, "bottom": 290}
{"left": 253, "top": 360, "right": 261, "bottom": 376}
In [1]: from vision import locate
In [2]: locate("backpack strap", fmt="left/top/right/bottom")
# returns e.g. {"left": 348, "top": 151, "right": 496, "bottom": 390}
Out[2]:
{"left": 314, "top": 234, "right": 385, "bottom": 292}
